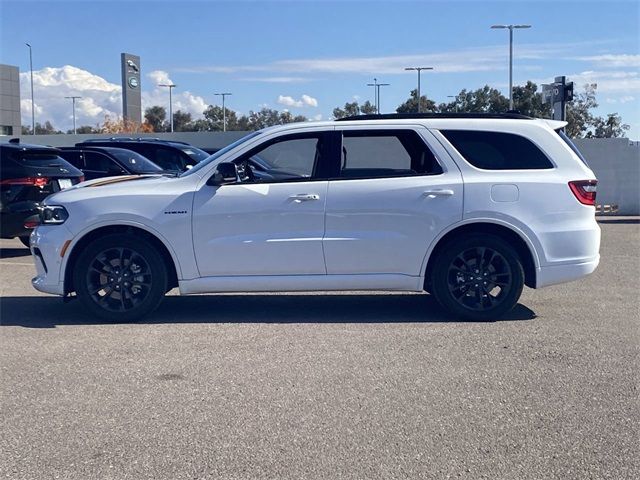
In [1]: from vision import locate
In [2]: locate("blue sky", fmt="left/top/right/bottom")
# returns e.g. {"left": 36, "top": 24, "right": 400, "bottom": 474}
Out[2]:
{"left": 1, "top": 0, "right": 638, "bottom": 137}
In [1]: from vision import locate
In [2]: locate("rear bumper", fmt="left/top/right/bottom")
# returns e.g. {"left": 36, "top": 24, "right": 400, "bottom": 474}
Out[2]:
{"left": 0, "top": 202, "right": 40, "bottom": 238}
{"left": 536, "top": 254, "right": 600, "bottom": 288}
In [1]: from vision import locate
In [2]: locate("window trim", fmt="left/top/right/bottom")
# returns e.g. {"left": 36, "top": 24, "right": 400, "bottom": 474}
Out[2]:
{"left": 329, "top": 128, "right": 445, "bottom": 181}
{"left": 439, "top": 129, "right": 556, "bottom": 171}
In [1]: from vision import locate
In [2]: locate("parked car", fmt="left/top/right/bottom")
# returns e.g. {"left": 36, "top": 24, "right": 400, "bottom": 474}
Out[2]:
{"left": 58, "top": 146, "right": 174, "bottom": 180}
{"left": 31, "top": 113, "right": 600, "bottom": 322}
{"left": 75, "top": 138, "right": 210, "bottom": 172}
{"left": 0, "top": 140, "right": 84, "bottom": 247}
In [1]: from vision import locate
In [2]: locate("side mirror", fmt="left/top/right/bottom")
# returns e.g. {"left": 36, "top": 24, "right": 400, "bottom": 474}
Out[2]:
{"left": 207, "top": 162, "right": 238, "bottom": 186}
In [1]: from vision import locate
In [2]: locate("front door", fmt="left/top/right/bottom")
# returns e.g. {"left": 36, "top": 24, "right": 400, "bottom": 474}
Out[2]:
{"left": 192, "top": 131, "right": 334, "bottom": 277}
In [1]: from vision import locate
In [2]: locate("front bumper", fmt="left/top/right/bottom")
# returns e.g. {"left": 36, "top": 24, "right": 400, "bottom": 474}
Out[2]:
{"left": 30, "top": 224, "right": 74, "bottom": 296}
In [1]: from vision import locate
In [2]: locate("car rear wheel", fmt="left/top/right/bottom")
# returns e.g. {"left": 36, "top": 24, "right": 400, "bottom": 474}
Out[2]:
{"left": 430, "top": 234, "right": 524, "bottom": 321}
{"left": 73, "top": 234, "right": 168, "bottom": 322}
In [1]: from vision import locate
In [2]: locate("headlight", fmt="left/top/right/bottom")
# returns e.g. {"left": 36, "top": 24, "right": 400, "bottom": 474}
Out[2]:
{"left": 40, "top": 205, "right": 69, "bottom": 225}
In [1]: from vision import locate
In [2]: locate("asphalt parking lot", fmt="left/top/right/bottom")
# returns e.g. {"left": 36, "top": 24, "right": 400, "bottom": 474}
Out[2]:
{"left": 1, "top": 218, "right": 638, "bottom": 480}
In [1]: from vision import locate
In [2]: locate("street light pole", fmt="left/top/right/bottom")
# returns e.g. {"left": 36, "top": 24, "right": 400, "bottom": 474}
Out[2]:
{"left": 214, "top": 92, "right": 232, "bottom": 131}
{"left": 64, "top": 96, "right": 82, "bottom": 134}
{"left": 366, "top": 78, "right": 390, "bottom": 114}
{"left": 491, "top": 24, "right": 531, "bottom": 110}
{"left": 158, "top": 83, "right": 176, "bottom": 132}
{"left": 25, "top": 43, "right": 35, "bottom": 134}
{"left": 447, "top": 95, "right": 459, "bottom": 112}
{"left": 404, "top": 67, "right": 433, "bottom": 113}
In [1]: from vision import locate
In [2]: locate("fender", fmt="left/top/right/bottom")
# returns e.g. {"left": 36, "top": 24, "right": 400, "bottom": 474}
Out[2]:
{"left": 418, "top": 215, "right": 543, "bottom": 280}
{"left": 58, "top": 219, "right": 186, "bottom": 284}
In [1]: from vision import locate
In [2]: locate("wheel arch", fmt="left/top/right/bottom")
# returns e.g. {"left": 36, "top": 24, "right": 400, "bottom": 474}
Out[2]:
{"left": 422, "top": 220, "right": 539, "bottom": 291}
{"left": 63, "top": 223, "right": 180, "bottom": 294}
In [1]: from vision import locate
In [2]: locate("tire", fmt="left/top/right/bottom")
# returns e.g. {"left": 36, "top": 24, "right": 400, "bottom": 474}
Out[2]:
{"left": 73, "top": 233, "right": 168, "bottom": 322}
{"left": 430, "top": 234, "right": 524, "bottom": 321}
{"left": 19, "top": 236, "right": 30, "bottom": 248}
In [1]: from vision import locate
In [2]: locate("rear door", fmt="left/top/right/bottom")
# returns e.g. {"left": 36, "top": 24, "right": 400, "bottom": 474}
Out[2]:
{"left": 323, "top": 126, "right": 463, "bottom": 276}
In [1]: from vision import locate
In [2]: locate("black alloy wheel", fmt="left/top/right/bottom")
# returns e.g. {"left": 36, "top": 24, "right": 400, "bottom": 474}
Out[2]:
{"left": 431, "top": 234, "right": 524, "bottom": 321}
{"left": 74, "top": 234, "right": 168, "bottom": 322}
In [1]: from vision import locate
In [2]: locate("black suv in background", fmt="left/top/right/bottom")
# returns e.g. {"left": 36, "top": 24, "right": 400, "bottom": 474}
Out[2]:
{"left": 75, "top": 138, "right": 210, "bottom": 171}
{"left": 0, "top": 140, "right": 84, "bottom": 246}
{"left": 58, "top": 146, "right": 171, "bottom": 180}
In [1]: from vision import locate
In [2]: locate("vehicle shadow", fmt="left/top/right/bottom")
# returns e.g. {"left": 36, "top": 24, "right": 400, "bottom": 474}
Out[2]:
{"left": 0, "top": 294, "right": 536, "bottom": 328}
{"left": 0, "top": 247, "right": 30, "bottom": 259}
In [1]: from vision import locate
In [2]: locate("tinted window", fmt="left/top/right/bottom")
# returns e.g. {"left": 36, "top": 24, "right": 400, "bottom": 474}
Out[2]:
{"left": 251, "top": 137, "right": 319, "bottom": 177}
{"left": 84, "top": 152, "right": 122, "bottom": 173}
{"left": 441, "top": 130, "right": 553, "bottom": 170}
{"left": 108, "top": 149, "right": 162, "bottom": 173}
{"left": 154, "top": 147, "right": 185, "bottom": 171}
{"left": 58, "top": 151, "right": 85, "bottom": 169}
{"left": 558, "top": 130, "right": 589, "bottom": 167}
{"left": 339, "top": 130, "right": 442, "bottom": 178}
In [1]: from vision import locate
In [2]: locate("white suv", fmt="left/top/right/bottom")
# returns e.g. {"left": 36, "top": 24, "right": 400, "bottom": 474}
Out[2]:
{"left": 30, "top": 113, "right": 600, "bottom": 322}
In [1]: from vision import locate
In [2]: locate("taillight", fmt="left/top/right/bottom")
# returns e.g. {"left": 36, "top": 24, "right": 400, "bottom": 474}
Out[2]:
{"left": 0, "top": 177, "right": 49, "bottom": 188}
{"left": 569, "top": 180, "right": 597, "bottom": 206}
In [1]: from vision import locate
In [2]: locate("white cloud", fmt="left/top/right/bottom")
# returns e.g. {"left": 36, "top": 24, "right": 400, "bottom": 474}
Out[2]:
{"left": 312, "top": 114, "right": 323, "bottom": 121}
{"left": 531, "top": 70, "right": 640, "bottom": 94}
{"left": 301, "top": 94, "right": 318, "bottom": 107}
{"left": 20, "top": 65, "right": 121, "bottom": 130}
{"left": 574, "top": 54, "right": 640, "bottom": 68}
{"left": 240, "top": 76, "right": 310, "bottom": 83}
{"left": 277, "top": 94, "right": 318, "bottom": 108}
{"left": 175, "top": 40, "right": 604, "bottom": 77}
{"left": 277, "top": 95, "right": 303, "bottom": 107}
{"left": 18, "top": 65, "right": 208, "bottom": 131}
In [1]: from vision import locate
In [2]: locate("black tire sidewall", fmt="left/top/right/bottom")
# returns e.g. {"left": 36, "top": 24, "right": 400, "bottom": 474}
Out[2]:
{"left": 431, "top": 234, "right": 524, "bottom": 321}
{"left": 73, "top": 233, "right": 168, "bottom": 322}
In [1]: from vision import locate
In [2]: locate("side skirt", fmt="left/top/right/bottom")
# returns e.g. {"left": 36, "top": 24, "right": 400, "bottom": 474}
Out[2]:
{"left": 179, "top": 274, "right": 423, "bottom": 295}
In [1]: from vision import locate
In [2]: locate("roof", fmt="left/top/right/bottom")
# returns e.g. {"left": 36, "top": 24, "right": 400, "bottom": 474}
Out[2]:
{"left": 335, "top": 112, "right": 534, "bottom": 121}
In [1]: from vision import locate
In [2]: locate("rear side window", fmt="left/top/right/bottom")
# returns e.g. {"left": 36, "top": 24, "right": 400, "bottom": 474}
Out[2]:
{"left": 441, "top": 130, "right": 553, "bottom": 170}
{"left": 339, "top": 130, "right": 442, "bottom": 178}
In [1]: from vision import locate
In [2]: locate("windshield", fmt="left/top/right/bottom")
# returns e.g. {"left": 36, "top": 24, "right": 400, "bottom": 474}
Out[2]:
{"left": 180, "top": 146, "right": 210, "bottom": 163}
{"left": 108, "top": 149, "right": 163, "bottom": 173}
{"left": 180, "top": 131, "right": 263, "bottom": 177}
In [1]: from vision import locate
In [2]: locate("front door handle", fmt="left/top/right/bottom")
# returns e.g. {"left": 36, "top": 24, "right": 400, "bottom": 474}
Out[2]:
{"left": 423, "top": 189, "right": 454, "bottom": 198}
{"left": 289, "top": 193, "right": 320, "bottom": 203}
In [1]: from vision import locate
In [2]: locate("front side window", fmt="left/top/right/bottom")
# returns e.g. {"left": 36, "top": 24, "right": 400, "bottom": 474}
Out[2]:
{"left": 338, "top": 130, "right": 442, "bottom": 178}
{"left": 441, "top": 130, "right": 554, "bottom": 170}
{"left": 234, "top": 132, "right": 331, "bottom": 183}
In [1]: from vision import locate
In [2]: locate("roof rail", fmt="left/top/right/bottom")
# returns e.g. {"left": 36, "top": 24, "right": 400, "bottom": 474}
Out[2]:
{"left": 335, "top": 112, "right": 533, "bottom": 121}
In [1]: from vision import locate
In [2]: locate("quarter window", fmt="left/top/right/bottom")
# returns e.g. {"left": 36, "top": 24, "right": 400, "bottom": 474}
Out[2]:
{"left": 441, "top": 130, "right": 553, "bottom": 170}
{"left": 338, "top": 130, "right": 442, "bottom": 178}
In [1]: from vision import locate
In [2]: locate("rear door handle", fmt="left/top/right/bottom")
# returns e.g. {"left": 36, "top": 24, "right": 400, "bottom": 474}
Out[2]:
{"left": 423, "top": 189, "right": 454, "bottom": 197}
{"left": 289, "top": 193, "right": 320, "bottom": 202}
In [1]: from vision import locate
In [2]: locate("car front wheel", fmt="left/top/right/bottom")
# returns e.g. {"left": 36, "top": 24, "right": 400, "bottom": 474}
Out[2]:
{"left": 73, "top": 233, "right": 168, "bottom": 322}
{"left": 430, "top": 234, "right": 524, "bottom": 321}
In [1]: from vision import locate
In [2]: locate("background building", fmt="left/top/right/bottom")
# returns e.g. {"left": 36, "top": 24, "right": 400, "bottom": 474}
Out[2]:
{"left": 0, "top": 64, "right": 21, "bottom": 136}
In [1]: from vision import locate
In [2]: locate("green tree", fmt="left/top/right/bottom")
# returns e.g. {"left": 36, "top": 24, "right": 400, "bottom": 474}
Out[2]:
{"left": 438, "top": 86, "right": 509, "bottom": 113}
{"left": 565, "top": 84, "right": 598, "bottom": 138}
{"left": 237, "top": 108, "right": 307, "bottom": 131}
{"left": 396, "top": 89, "right": 437, "bottom": 113}
{"left": 202, "top": 105, "right": 240, "bottom": 131}
{"left": 67, "top": 125, "right": 96, "bottom": 134}
{"left": 144, "top": 106, "right": 167, "bottom": 132}
{"left": 172, "top": 110, "right": 193, "bottom": 132}
{"left": 333, "top": 100, "right": 377, "bottom": 119}
{"left": 34, "top": 121, "right": 62, "bottom": 135}
{"left": 21, "top": 125, "right": 32, "bottom": 135}
{"left": 512, "top": 81, "right": 551, "bottom": 117}
{"left": 590, "top": 112, "right": 630, "bottom": 138}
